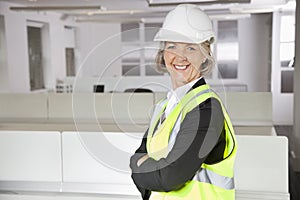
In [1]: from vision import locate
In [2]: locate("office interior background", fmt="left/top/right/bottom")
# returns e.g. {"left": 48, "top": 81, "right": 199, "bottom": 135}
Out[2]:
{"left": 0, "top": 0, "right": 299, "bottom": 199}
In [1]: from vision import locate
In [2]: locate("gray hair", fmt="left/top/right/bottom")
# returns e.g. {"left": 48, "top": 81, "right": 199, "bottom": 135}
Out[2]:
{"left": 154, "top": 41, "right": 215, "bottom": 76}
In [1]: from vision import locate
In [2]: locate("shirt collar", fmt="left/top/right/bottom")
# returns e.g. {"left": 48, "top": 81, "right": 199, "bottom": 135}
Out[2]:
{"left": 167, "top": 77, "right": 203, "bottom": 103}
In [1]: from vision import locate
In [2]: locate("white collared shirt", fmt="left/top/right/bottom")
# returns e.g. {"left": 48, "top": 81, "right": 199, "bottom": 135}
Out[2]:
{"left": 166, "top": 77, "right": 203, "bottom": 151}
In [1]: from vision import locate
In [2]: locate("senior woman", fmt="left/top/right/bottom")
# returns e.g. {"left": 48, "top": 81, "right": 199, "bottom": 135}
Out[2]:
{"left": 130, "top": 4, "right": 237, "bottom": 200}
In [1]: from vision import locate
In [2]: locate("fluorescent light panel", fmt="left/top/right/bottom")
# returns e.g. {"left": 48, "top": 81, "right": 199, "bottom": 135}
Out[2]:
{"left": 10, "top": 6, "right": 101, "bottom": 11}
{"left": 230, "top": 6, "right": 276, "bottom": 13}
{"left": 147, "top": 0, "right": 250, "bottom": 6}
{"left": 75, "top": 18, "right": 143, "bottom": 23}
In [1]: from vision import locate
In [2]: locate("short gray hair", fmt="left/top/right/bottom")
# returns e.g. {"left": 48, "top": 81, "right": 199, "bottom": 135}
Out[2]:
{"left": 154, "top": 41, "right": 215, "bottom": 76}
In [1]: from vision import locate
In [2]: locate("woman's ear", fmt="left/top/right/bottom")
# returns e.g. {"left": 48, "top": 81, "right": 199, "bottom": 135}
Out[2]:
{"left": 201, "top": 58, "right": 208, "bottom": 67}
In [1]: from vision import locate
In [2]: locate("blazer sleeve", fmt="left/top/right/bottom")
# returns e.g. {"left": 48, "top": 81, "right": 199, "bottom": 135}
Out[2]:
{"left": 130, "top": 129, "right": 152, "bottom": 199}
{"left": 130, "top": 98, "right": 226, "bottom": 192}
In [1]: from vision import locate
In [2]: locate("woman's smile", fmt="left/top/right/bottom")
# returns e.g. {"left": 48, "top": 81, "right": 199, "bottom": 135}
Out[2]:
{"left": 173, "top": 64, "right": 190, "bottom": 70}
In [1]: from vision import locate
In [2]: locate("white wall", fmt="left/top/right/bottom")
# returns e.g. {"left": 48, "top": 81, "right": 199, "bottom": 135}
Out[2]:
{"left": 0, "top": 1, "right": 78, "bottom": 93}
{"left": 76, "top": 23, "right": 122, "bottom": 78}
{"left": 238, "top": 13, "right": 272, "bottom": 92}
{"left": 1, "top": 3, "right": 30, "bottom": 92}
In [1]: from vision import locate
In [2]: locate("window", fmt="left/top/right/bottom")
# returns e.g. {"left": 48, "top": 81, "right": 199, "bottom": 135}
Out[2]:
{"left": 121, "top": 22, "right": 163, "bottom": 76}
{"left": 122, "top": 64, "right": 140, "bottom": 76}
{"left": 0, "top": 15, "right": 8, "bottom": 91}
{"left": 280, "top": 15, "right": 295, "bottom": 93}
{"left": 27, "top": 26, "right": 44, "bottom": 91}
{"left": 216, "top": 20, "right": 238, "bottom": 79}
{"left": 145, "top": 23, "right": 162, "bottom": 76}
{"left": 66, "top": 48, "right": 75, "bottom": 76}
{"left": 121, "top": 23, "right": 139, "bottom": 43}
{"left": 121, "top": 23, "right": 140, "bottom": 76}
{"left": 281, "top": 70, "right": 293, "bottom": 93}
{"left": 64, "top": 26, "right": 76, "bottom": 77}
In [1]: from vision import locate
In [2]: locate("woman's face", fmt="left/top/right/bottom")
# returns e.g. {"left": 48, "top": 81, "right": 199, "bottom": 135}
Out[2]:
{"left": 163, "top": 42, "right": 206, "bottom": 89}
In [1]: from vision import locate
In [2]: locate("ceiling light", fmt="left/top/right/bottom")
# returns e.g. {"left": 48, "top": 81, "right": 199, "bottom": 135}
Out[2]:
{"left": 147, "top": 0, "right": 250, "bottom": 6}
{"left": 10, "top": 5, "right": 101, "bottom": 11}
{"left": 230, "top": 6, "right": 276, "bottom": 13}
{"left": 75, "top": 18, "right": 143, "bottom": 23}
{"left": 86, "top": 10, "right": 146, "bottom": 16}
{"left": 209, "top": 13, "right": 250, "bottom": 20}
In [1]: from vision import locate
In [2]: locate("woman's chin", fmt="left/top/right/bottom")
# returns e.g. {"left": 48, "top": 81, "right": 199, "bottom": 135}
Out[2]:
{"left": 171, "top": 77, "right": 189, "bottom": 87}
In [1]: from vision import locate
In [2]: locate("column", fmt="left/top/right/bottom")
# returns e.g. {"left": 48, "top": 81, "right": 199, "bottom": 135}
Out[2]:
{"left": 293, "top": 0, "right": 300, "bottom": 171}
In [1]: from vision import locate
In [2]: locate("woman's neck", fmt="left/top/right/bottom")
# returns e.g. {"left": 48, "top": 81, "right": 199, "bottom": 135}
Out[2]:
{"left": 171, "top": 75, "right": 201, "bottom": 90}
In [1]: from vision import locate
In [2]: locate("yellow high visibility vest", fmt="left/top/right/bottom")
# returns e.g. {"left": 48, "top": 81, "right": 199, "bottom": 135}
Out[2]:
{"left": 146, "top": 84, "right": 237, "bottom": 200}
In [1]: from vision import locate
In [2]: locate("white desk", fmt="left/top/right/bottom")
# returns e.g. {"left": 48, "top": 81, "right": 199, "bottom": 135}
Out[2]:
{"left": 0, "top": 131, "right": 289, "bottom": 200}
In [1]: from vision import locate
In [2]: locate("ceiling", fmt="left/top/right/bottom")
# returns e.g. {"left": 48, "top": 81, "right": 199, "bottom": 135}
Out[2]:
{"left": 0, "top": 0, "right": 295, "bottom": 22}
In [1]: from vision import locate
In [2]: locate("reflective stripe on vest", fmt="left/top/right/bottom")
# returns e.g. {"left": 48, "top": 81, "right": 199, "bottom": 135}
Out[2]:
{"left": 193, "top": 167, "right": 235, "bottom": 190}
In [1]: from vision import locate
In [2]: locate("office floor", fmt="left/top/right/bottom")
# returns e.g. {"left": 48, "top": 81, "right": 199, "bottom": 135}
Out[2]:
{"left": 274, "top": 126, "right": 300, "bottom": 200}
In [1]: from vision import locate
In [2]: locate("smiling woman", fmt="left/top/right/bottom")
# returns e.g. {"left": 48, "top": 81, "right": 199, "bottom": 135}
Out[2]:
{"left": 130, "top": 4, "right": 237, "bottom": 200}
{"left": 155, "top": 41, "right": 214, "bottom": 89}
{"left": 155, "top": 41, "right": 214, "bottom": 78}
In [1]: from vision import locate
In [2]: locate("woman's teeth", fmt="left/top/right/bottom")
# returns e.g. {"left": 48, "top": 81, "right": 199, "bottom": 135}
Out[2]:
{"left": 174, "top": 65, "right": 187, "bottom": 70}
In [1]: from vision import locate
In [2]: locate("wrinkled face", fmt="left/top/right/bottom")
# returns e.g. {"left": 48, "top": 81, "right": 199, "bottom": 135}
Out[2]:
{"left": 163, "top": 42, "right": 206, "bottom": 89}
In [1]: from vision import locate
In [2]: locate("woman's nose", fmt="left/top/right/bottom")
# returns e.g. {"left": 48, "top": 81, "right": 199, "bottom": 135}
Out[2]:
{"left": 173, "top": 51, "right": 188, "bottom": 62}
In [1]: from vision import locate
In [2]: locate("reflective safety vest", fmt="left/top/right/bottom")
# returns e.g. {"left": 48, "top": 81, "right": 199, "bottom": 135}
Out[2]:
{"left": 146, "top": 84, "right": 237, "bottom": 200}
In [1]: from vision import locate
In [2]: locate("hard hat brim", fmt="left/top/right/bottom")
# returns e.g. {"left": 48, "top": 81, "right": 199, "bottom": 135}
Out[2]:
{"left": 154, "top": 28, "right": 215, "bottom": 44}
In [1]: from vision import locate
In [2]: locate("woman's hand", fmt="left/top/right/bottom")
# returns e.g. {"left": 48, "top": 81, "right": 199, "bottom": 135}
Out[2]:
{"left": 137, "top": 154, "right": 149, "bottom": 167}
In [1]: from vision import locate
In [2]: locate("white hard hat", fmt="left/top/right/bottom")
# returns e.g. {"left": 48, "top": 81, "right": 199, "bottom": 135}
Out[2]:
{"left": 154, "top": 4, "right": 214, "bottom": 44}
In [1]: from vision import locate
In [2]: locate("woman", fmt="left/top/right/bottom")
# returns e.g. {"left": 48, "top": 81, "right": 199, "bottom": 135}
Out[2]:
{"left": 130, "top": 4, "right": 237, "bottom": 200}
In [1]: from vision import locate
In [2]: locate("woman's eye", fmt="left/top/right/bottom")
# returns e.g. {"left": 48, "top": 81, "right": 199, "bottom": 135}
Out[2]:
{"left": 166, "top": 45, "right": 176, "bottom": 49}
{"left": 187, "top": 46, "right": 196, "bottom": 51}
